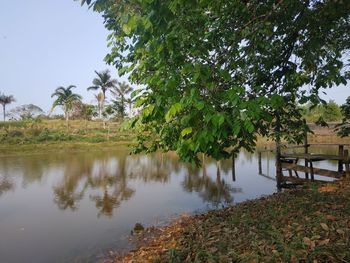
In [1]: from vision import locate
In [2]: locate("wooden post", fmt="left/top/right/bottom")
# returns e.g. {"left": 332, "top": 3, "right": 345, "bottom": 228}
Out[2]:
{"left": 275, "top": 115, "right": 283, "bottom": 188}
{"left": 304, "top": 129, "right": 309, "bottom": 179}
{"left": 216, "top": 161, "right": 221, "bottom": 179}
{"left": 338, "top": 145, "right": 344, "bottom": 173}
{"left": 232, "top": 155, "right": 236, "bottom": 182}
{"left": 202, "top": 154, "right": 207, "bottom": 177}
{"left": 276, "top": 142, "right": 283, "bottom": 188}
{"left": 310, "top": 160, "right": 314, "bottom": 181}
{"left": 344, "top": 150, "right": 350, "bottom": 179}
{"left": 258, "top": 152, "right": 262, "bottom": 175}
{"left": 267, "top": 151, "right": 270, "bottom": 176}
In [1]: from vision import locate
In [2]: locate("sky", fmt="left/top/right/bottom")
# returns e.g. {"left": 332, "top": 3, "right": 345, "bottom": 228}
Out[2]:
{"left": 0, "top": 0, "right": 125, "bottom": 114}
{"left": 0, "top": 0, "right": 349, "bottom": 115}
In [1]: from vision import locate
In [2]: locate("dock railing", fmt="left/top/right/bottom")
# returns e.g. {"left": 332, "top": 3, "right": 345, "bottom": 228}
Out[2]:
{"left": 258, "top": 143, "right": 350, "bottom": 186}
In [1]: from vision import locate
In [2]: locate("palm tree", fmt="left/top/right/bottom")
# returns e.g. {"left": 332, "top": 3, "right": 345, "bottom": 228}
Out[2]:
{"left": 51, "top": 85, "right": 82, "bottom": 128}
{"left": 125, "top": 98, "right": 133, "bottom": 117}
{"left": 0, "top": 93, "right": 16, "bottom": 121}
{"left": 87, "top": 70, "right": 117, "bottom": 119}
{"left": 94, "top": 92, "right": 105, "bottom": 119}
{"left": 111, "top": 82, "right": 133, "bottom": 119}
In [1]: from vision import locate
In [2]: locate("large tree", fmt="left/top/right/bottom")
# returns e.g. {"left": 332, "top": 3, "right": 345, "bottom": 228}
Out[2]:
{"left": 81, "top": 0, "right": 350, "bottom": 165}
{"left": 9, "top": 104, "right": 44, "bottom": 120}
{"left": 87, "top": 69, "right": 117, "bottom": 118}
{"left": 0, "top": 93, "right": 15, "bottom": 122}
{"left": 51, "top": 85, "right": 82, "bottom": 128}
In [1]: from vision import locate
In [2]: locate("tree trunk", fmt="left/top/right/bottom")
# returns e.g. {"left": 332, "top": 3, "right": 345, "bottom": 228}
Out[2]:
{"left": 129, "top": 101, "right": 132, "bottom": 117}
{"left": 102, "top": 90, "right": 106, "bottom": 118}
{"left": 275, "top": 114, "right": 282, "bottom": 188}
{"left": 99, "top": 105, "right": 102, "bottom": 119}
{"left": 2, "top": 105, "right": 5, "bottom": 122}
{"left": 65, "top": 111, "right": 69, "bottom": 131}
{"left": 121, "top": 96, "right": 125, "bottom": 120}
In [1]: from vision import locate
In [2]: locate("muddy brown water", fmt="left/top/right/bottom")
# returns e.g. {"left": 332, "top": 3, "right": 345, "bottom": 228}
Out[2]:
{"left": 0, "top": 146, "right": 339, "bottom": 262}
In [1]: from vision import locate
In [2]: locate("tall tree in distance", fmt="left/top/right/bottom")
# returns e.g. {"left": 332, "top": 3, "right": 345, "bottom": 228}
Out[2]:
{"left": 9, "top": 104, "right": 44, "bottom": 120}
{"left": 125, "top": 97, "right": 134, "bottom": 117}
{"left": 51, "top": 85, "right": 82, "bottom": 129}
{"left": 111, "top": 81, "right": 133, "bottom": 119}
{"left": 87, "top": 70, "right": 117, "bottom": 119}
{"left": 0, "top": 93, "right": 15, "bottom": 121}
{"left": 94, "top": 92, "right": 105, "bottom": 119}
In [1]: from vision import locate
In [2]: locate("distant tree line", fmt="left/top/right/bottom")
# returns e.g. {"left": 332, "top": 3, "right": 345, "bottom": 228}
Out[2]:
{"left": 300, "top": 100, "right": 343, "bottom": 123}
{"left": 0, "top": 69, "right": 134, "bottom": 126}
{"left": 0, "top": 88, "right": 349, "bottom": 128}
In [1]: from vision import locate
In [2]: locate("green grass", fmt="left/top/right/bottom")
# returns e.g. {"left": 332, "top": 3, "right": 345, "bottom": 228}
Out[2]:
{"left": 0, "top": 119, "right": 137, "bottom": 156}
{"left": 0, "top": 119, "right": 135, "bottom": 146}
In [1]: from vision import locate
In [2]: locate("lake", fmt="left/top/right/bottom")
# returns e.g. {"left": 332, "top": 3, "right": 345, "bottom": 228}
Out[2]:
{"left": 0, "top": 146, "right": 338, "bottom": 262}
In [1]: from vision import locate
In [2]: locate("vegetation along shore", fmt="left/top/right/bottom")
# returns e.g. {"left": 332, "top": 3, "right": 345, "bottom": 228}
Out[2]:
{"left": 108, "top": 180, "right": 350, "bottom": 263}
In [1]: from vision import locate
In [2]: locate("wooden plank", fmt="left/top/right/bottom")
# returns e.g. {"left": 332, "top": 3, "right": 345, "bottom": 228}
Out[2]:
{"left": 261, "top": 144, "right": 350, "bottom": 152}
{"left": 280, "top": 144, "right": 310, "bottom": 149}
{"left": 304, "top": 134, "right": 309, "bottom": 179}
{"left": 309, "top": 143, "right": 350, "bottom": 147}
{"left": 281, "top": 163, "right": 342, "bottom": 179}
{"left": 338, "top": 145, "right": 344, "bottom": 172}
{"left": 281, "top": 153, "right": 342, "bottom": 161}
{"left": 282, "top": 176, "right": 329, "bottom": 184}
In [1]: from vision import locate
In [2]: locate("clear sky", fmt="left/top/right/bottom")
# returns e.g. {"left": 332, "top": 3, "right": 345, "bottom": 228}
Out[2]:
{"left": 0, "top": 0, "right": 349, "bottom": 115}
{"left": 0, "top": 0, "right": 124, "bottom": 114}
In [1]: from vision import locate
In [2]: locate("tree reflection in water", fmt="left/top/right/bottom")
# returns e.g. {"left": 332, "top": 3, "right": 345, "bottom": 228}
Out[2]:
{"left": 182, "top": 159, "right": 242, "bottom": 208}
{"left": 0, "top": 177, "right": 14, "bottom": 196}
{"left": 0, "top": 149, "right": 243, "bottom": 216}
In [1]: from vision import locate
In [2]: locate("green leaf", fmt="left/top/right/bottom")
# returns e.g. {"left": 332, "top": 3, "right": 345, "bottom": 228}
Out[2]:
{"left": 181, "top": 127, "right": 193, "bottom": 137}
{"left": 122, "top": 16, "right": 138, "bottom": 35}
{"left": 244, "top": 119, "right": 254, "bottom": 133}
{"left": 232, "top": 122, "right": 241, "bottom": 135}
{"left": 211, "top": 114, "right": 225, "bottom": 128}
{"left": 165, "top": 102, "right": 183, "bottom": 122}
{"left": 143, "top": 104, "right": 155, "bottom": 117}
{"left": 195, "top": 102, "right": 205, "bottom": 110}
{"left": 122, "top": 24, "right": 132, "bottom": 35}
{"left": 131, "top": 89, "right": 142, "bottom": 99}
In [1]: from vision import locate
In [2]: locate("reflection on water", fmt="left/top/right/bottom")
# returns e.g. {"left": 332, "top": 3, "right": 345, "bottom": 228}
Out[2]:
{"left": 2, "top": 146, "right": 338, "bottom": 262}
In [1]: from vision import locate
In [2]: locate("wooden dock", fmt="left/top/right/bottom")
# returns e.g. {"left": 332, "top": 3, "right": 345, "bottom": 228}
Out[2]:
{"left": 258, "top": 143, "right": 350, "bottom": 187}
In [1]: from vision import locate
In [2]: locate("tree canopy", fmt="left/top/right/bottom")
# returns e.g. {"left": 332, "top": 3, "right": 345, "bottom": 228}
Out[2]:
{"left": 8, "top": 104, "right": 44, "bottom": 120}
{"left": 51, "top": 85, "right": 82, "bottom": 125}
{"left": 81, "top": 0, "right": 350, "bottom": 164}
{"left": 87, "top": 69, "right": 117, "bottom": 119}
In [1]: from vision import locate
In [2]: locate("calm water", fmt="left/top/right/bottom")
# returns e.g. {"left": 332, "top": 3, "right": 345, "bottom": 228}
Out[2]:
{"left": 0, "top": 146, "right": 338, "bottom": 262}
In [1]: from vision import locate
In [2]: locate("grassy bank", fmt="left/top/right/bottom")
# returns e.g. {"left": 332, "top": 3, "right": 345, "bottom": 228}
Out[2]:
{"left": 111, "top": 181, "right": 350, "bottom": 263}
{"left": 0, "top": 119, "right": 134, "bottom": 146}
{"left": 1, "top": 120, "right": 350, "bottom": 152}
{"left": 0, "top": 119, "right": 137, "bottom": 156}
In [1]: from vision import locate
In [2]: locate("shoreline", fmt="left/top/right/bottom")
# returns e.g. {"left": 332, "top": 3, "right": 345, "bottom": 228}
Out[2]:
{"left": 108, "top": 180, "right": 350, "bottom": 262}
{"left": 0, "top": 141, "right": 133, "bottom": 157}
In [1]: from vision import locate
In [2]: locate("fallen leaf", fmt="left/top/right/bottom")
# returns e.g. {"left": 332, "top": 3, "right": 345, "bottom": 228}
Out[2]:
{"left": 320, "top": 223, "right": 329, "bottom": 231}
{"left": 318, "top": 239, "right": 330, "bottom": 246}
{"left": 336, "top": 229, "right": 345, "bottom": 235}
{"left": 303, "top": 237, "right": 315, "bottom": 249}
{"left": 326, "top": 215, "right": 337, "bottom": 221}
